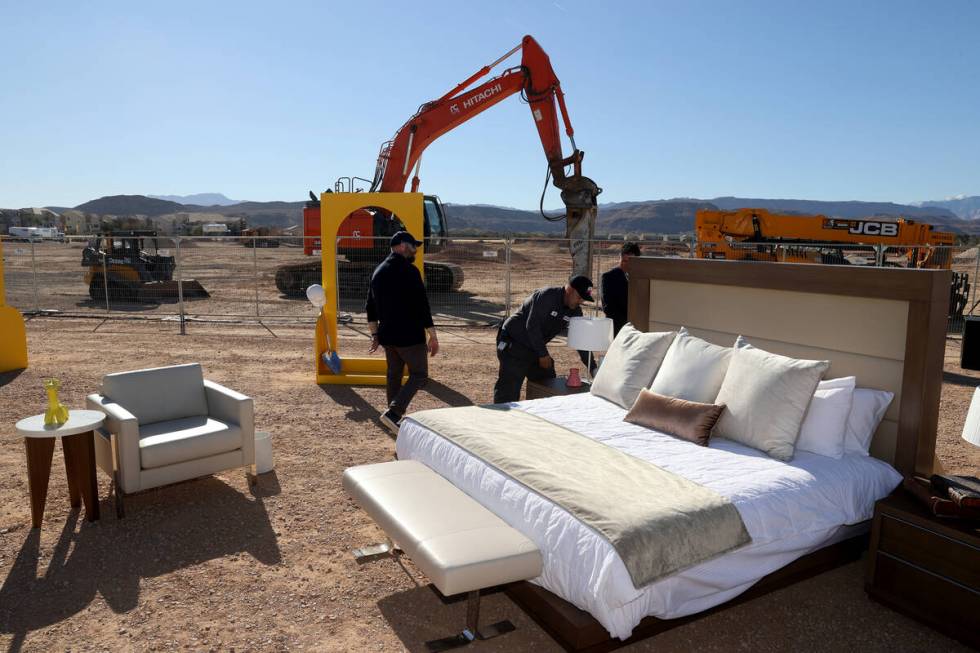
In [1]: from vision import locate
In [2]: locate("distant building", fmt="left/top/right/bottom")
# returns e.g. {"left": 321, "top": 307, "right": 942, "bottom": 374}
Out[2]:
{"left": 202, "top": 223, "right": 230, "bottom": 235}
{"left": 61, "top": 210, "right": 93, "bottom": 235}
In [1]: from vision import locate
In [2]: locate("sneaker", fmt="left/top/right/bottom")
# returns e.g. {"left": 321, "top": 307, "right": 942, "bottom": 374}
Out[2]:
{"left": 379, "top": 410, "right": 402, "bottom": 435}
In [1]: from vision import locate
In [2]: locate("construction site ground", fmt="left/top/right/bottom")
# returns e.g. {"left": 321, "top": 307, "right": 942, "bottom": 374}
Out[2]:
{"left": 1, "top": 317, "right": 977, "bottom": 652}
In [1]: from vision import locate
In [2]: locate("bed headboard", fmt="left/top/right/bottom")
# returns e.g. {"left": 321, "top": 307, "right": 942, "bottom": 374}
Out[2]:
{"left": 627, "top": 258, "right": 949, "bottom": 478}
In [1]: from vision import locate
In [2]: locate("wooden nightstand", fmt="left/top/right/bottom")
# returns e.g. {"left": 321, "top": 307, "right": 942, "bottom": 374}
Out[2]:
{"left": 866, "top": 489, "right": 980, "bottom": 648}
{"left": 525, "top": 376, "right": 591, "bottom": 400}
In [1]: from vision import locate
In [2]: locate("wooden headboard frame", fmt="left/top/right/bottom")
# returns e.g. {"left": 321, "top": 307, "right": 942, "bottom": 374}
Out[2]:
{"left": 626, "top": 258, "right": 949, "bottom": 478}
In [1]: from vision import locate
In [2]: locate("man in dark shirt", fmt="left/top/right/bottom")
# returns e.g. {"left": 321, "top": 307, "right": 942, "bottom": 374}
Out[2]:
{"left": 365, "top": 231, "right": 439, "bottom": 434}
{"left": 601, "top": 241, "right": 641, "bottom": 336}
{"left": 493, "top": 275, "right": 594, "bottom": 403}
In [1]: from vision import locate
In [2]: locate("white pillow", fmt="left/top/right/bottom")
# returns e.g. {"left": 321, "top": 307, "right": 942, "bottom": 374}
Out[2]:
{"left": 843, "top": 388, "right": 895, "bottom": 456}
{"left": 713, "top": 337, "right": 829, "bottom": 461}
{"left": 648, "top": 328, "right": 732, "bottom": 404}
{"left": 795, "top": 376, "right": 856, "bottom": 459}
{"left": 590, "top": 324, "right": 677, "bottom": 409}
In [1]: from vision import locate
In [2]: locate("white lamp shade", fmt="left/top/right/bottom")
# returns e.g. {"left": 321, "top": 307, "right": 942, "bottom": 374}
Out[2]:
{"left": 306, "top": 284, "right": 326, "bottom": 308}
{"left": 963, "top": 386, "right": 980, "bottom": 448}
{"left": 567, "top": 316, "right": 614, "bottom": 352}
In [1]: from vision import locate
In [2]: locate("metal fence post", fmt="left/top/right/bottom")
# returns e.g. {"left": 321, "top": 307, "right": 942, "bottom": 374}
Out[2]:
{"left": 101, "top": 251, "right": 110, "bottom": 315}
{"left": 252, "top": 236, "right": 260, "bottom": 318}
{"left": 875, "top": 244, "right": 885, "bottom": 267}
{"left": 971, "top": 247, "right": 980, "bottom": 317}
{"left": 504, "top": 238, "right": 512, "bottom": 318}
{"left": 30, "top": 239, "right": 39, "bottom": 313}
{"left": 175, "top": 238, "right": 186, "bottom": 335}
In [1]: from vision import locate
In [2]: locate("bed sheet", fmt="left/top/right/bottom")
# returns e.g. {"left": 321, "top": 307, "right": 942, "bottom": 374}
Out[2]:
{"left": 396, "top": 393, "right": 901, "bottom": 640}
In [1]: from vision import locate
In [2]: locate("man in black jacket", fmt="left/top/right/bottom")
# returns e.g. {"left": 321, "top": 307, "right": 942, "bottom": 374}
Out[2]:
{"left": 493, "top": 275, "right": 593, "bottom": 403}
{"left": 365, "top": 232, "right": 439, "bottom": 434}
{"left": 601, "top": 241, "right": 641, "bottom": 336}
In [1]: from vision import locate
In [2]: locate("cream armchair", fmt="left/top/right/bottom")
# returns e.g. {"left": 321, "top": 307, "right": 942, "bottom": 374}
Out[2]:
{"left": 87, "top": 363, "right": 255, "bottom": 517}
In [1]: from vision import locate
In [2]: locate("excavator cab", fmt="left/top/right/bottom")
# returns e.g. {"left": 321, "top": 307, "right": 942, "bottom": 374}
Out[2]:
{"left": 423, "top": 195, "right": 449, "bottom": 252}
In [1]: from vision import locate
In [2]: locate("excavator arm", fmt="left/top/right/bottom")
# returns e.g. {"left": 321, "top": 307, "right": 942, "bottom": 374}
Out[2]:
{"left": 370, "top": 35, "right": 601, "bottom": 278}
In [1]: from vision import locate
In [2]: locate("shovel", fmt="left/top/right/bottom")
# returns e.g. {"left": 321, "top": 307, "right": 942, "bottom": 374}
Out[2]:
{"left": 307, "top": 284, "right": 342, "bottom": 374}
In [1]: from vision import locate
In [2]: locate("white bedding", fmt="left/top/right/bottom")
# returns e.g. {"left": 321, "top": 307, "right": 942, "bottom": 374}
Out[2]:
{"left": 396, "top": 393, "right": 902, "bottom": 640}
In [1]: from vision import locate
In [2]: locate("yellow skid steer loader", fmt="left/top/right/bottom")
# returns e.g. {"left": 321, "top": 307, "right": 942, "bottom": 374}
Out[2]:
{"left": 82, "top": 231, "right": 208, "bottom": 303}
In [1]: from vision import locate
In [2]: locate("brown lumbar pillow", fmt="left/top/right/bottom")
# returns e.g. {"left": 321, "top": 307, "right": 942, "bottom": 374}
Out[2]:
{"left": 624, "top": 389, "right": 725, "bottom": 446}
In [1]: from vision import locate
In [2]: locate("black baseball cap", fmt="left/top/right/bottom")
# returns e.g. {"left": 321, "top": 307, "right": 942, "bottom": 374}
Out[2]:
{"left": 621, "top": 241, "right": 641, "bottom": 256}
{"left": 569, "top": 275, "right": 594, "bottom": 302}
{"left": 390, "top": 231, "right": 423, "bottom": 248}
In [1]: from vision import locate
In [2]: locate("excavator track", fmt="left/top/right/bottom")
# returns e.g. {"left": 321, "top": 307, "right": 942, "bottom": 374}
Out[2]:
{"left": 274, "top": 260, "right": 464, "bottom": 298}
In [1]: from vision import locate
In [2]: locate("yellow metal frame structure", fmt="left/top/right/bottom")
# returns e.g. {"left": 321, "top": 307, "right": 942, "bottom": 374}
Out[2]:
{"left": 315, "top": 192, "right": 424, "bottom": 385}
{"left": 0, "top": 238, "right": 29, "bottom": 372}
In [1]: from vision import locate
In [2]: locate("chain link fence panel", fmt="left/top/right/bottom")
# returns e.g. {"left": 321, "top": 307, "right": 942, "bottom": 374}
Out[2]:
{"left": 2, "top": 234, "right": 975, "bottom": 333}
{"left": 1, "top": 237, "right": 39, "bottom": 313}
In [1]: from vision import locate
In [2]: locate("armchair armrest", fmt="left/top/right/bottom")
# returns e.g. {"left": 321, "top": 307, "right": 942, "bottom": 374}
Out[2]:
{"left": 204, "top": 380, "right": 255, "bottom": 466}
{"left": 86, "top": 393, "right": 141, "bottom": 493}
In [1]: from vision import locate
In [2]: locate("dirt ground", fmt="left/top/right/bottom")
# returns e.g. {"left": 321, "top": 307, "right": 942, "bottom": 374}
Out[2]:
{"left": 0, "top": 317, "right": 977, "bottom": 653}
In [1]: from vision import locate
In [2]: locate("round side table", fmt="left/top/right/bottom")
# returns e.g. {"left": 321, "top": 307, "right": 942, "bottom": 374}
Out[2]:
{"left": 15, "top": 410, "right": 106, "bottom": 528}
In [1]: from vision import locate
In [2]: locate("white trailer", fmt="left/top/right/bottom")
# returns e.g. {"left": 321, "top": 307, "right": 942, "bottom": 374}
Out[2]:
{"left": 7, "top": 226, "right": 64, "bottom": 241}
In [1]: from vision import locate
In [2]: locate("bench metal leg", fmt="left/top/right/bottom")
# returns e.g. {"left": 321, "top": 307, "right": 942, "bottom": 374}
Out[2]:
{"left": 352, "top": 538, "right": 399, "bottom": 564}
{"left": 425, "top": 590, "right": 516, "bottom": 651}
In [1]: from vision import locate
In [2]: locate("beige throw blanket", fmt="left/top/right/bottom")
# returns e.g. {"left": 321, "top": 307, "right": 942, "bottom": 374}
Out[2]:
{"left": 410, "top": 405, "right": 751, "bottom": 588}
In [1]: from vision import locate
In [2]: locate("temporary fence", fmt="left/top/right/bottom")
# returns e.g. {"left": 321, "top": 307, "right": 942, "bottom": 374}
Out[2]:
{"left": 1, "top": 235, "right": 976, "bottom": 333}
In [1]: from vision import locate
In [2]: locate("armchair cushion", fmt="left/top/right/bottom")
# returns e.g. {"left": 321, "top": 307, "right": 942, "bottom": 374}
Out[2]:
{"left": 103, "top": 363, "right": 208, "bottom": 425}
{"left": 139, "top": 416, "right": 242, "bottom": 470}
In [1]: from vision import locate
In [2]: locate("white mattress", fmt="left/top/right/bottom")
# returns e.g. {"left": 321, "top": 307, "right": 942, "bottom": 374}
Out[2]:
{"left": 396, "top": 393, "right": 902, "bottom": 640}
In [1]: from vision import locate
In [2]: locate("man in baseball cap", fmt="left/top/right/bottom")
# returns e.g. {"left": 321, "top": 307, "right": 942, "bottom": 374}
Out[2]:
{"left": 493, "top": 274, "right": 593, "bottom": 403}
{"left": 568, "top": 275, "right": 595, "bottom": 303}
{"left": 389, "top": 231, "right": 423, "bottom": 249}
{"left": 366, "top": 230, "right": 438, "bottom": 434}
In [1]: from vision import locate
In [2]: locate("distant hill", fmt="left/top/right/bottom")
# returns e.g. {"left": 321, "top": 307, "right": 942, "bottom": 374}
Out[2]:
{"left": 68, "top": 195, "right": 304, "bottom": 227}
{"left": 74, "top": 195, "right": 185, "bottom": 216}
{"left": 448, "top": 200, "right": 719, "bottom": 235}
{"left": 445, "top": 203, "right": 565, "bottom": 234}
{"left": 917, "top": 195, "right": 980, "bottom": 221}
{"left": 148, "top": 192, "right": 240, "bottom": 206}
{"left": 599, "top": 200, "right": 718, "bottom": 234}
{"left": 192, "top": 200, "right": 306, "bottom": 227}
{"left": 12, "top": 192, "right": 980, "bottom": 237}
{"left": 708, "top": 197, "right": 957, "bottom": 220}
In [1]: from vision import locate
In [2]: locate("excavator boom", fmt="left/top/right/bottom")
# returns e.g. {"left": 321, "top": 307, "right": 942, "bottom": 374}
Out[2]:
{"left": 371, "top": 35, "right": 601, "bottom": 277}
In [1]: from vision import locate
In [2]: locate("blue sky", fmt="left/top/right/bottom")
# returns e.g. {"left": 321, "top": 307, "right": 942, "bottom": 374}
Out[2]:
{"left": 1, "top": 0, "right": 978, "bottom": 209}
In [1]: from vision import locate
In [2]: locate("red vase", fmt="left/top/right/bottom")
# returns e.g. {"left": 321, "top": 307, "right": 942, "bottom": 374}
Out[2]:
{"left": 566, "top": 367, "right": 583, "bottom": 387}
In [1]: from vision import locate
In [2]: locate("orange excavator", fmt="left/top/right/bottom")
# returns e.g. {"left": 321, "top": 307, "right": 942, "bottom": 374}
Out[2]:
{"left": 275, "top": 35, "right": 601, "bottom": 296}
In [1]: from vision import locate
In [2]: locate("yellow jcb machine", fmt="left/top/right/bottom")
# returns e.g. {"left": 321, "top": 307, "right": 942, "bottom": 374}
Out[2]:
{"left": 695, "top": 208, "right": 969, "bottom": 324}
{"left": 82, "top": 231, "right": 209, "bottom": 302}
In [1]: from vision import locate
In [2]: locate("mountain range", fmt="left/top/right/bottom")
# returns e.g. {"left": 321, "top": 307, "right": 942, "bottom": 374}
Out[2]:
{"left": 21, "top": 193, "right": 980, "bottom": 236}
{"left": 916, "top": 195, "right": 980, "bottom": 221}
{"left": 147, "top": 192, "right": 241, "bottom": 206}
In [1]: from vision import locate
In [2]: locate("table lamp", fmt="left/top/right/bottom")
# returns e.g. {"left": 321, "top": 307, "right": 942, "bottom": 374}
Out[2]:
{"left": 963, "top": 387, "right": 980, "bottom": 449}
{"left": 567, "top": 316, "right": 613, "bottom": 384}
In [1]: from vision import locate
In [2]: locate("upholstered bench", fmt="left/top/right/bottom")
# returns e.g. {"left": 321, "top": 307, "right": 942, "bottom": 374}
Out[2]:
{"left": 342, "top": 460, "right": 542, "bottom": 651}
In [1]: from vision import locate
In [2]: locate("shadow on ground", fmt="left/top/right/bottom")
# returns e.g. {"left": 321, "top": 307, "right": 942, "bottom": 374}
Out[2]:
{"left": 377, "top": 585, "right": 555, "bottom": 653}
{"left": 943, "top": 370, "right": 980, "bottom": 387}
{"left": 320, "top": 386, "right": 381, "bottom": 423}
{"left": 0, "top": 477, "right": 280, "bottom": 644}
{"left": 0, "top": 369, "right": 25, "bottom": 389}
{"left": 424, "top": 380, "right": 474, "bottom": 407}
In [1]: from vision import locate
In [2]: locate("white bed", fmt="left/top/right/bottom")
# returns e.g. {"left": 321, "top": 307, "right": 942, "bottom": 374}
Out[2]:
{"left": 397, "top": 393, "right": 902, "bottom": 640}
